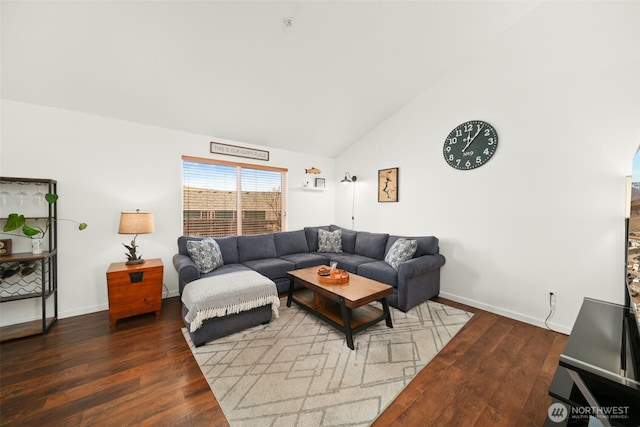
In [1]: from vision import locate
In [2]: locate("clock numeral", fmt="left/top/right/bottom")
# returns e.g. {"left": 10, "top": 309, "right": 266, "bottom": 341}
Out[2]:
{"left": 455, "top": 129, "right": 462, "bottom": 137}
{"left": 488, "top": 138, "right": 495, "bottom": 145}
{"left": 449, "top": 137, "right": 457, "bottom": 144}
{"left": 464, "top": 124, "right": 473, "bottom": 132}
{"left": 476, "top": 156, "right": 482, "bottom": 164}
{"left": 484, "top": 129, "right": 491, "bottom": 137}
{"left": 465, "top": 160, "right": 472, "bottom": 168}
{"left": 483, "top": 148, "right": 490, "bottom": 155}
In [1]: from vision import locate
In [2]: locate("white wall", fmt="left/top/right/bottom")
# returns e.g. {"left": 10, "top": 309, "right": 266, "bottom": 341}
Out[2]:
{"left": 0, "top": 100, "right": 335, "bottom": 324}
{"left": 335, "top": 1, "right": 640, "bottom": 333}
{"left": 3, "top": 1, "right": 640, "bottom": 335}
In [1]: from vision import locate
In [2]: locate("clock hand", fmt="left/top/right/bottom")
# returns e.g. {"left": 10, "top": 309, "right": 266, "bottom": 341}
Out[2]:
{"left": 462, "top": 124, "right": 484, "bottom": 152}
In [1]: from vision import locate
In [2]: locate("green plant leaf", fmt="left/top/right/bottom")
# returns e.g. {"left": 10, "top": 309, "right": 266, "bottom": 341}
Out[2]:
{"left": 79, "top": 223, "right": 88, "bottom": 230}
{"left": 22, "top": 225, "right": 42, "bottom": 237}
{"left": 45, "top": 193, "right": 58, "bottom": 204}
{"left": 3, "top": 213, "right": 25, "bottom": 232}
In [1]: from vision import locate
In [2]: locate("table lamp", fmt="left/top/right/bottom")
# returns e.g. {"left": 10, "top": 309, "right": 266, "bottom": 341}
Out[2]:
{"left": 118, "top": 209, "right": 155, "bottom": 265}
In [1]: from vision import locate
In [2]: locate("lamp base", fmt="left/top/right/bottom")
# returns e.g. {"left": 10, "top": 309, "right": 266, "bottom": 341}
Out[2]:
{"left": 125, "top": 258, "right": 145, "bottom": 265}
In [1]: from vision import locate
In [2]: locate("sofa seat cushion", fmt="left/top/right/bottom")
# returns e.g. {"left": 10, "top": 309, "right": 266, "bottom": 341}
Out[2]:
{"left": 321, "top": 253, "right": 377, "bottom": 274}
{"left": 357, "top": 261, "right": 399, "bottom": 287}
{"left": 201, "top": 263, "right": 252, "bottom": 279}
{"left": 241, "top": 258, "right": 295, "bottom": 280}
{"left": 355, "top": 232, "right": 389, "bottom": 259}
{"left": 279, "top": 253, "right": 328, "bottom": 269}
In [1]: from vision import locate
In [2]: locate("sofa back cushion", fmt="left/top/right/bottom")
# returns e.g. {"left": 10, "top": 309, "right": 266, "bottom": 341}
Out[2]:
{"left": 238, "top": 233, "right": 277, "bottom": 262}
{"left": 304, "top": 226, "right": 330, "bottom": 252}
{"left": 354, "top": 232, "right": 389, "bottom": 260}
{"left": 330, "top": 225, "right": 357, "bottom": 253}
{"left": 274, "top": 230, "right": 309, "bottom": 256}
{"left": 178, "top": 235, "right": 239, "bottom": 264}
{"left": 214, "top": 235, "right": 240, "bottom": 264}
{"left": 178, "top": 236, "right": 201, "bottom": 256}
{"left": 386, "top": 235, "right": 439, "bottom": 257}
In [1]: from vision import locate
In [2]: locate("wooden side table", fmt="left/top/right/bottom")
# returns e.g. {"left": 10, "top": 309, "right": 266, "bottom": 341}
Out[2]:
{"left": 106, "top": 258, "right": 163, "bottom": 327}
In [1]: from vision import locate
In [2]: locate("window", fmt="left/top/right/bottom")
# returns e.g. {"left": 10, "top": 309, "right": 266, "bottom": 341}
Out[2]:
{"left": 182, "top": 156, "right": 288, "bottom": 237}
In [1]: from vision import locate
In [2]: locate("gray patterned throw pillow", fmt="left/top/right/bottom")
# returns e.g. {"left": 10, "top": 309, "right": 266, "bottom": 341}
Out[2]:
{"left": 317, "top": 229, "right": 343, "bottom": 253}
{"left": 187, "top": 238, "right": 224, "bottom": 273}
{"left": 384, "top": 238, "right": 417, "bottom": 270}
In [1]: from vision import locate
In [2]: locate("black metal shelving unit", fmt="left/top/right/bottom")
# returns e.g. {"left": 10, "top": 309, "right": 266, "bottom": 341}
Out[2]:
{"left": 0, "top": 177, "right": 58, "bottom": 342}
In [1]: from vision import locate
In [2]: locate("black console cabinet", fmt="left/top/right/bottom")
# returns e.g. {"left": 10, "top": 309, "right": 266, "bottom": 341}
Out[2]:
{"left": 545, "top": 298, "right": 640, "bottom": 427}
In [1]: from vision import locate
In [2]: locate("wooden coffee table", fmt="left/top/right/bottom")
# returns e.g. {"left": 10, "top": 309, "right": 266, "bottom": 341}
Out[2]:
{"left": 286, "top": 266, "right": 393, "bottom": 350}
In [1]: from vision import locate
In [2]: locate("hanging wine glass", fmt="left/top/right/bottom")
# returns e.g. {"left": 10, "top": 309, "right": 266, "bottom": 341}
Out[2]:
{"left": 0, "top": 183, "right": 10, "bottom": 207}
{"left": 15, "top": 183, "right": 28, "bottom": 206}
{"left": 32, "top": 190, "right": 46, "bottom": 207}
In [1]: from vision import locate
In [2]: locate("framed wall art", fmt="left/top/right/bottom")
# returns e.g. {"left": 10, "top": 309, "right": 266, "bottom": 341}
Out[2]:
{"left": 378, "top": 168, "right": 398, "bottom": 202}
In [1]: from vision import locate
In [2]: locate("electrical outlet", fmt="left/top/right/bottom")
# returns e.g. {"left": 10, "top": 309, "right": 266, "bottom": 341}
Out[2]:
{"left": 547, "top": 289, "right": 557, "bottom": 307}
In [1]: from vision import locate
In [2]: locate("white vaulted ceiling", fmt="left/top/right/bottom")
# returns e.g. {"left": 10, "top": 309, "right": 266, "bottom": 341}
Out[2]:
{"left": 1, "top": 1, "right": 541, "bottom": 157}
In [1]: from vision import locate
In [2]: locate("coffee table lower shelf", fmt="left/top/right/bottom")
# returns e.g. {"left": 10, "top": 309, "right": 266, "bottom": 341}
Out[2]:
{"left": 287, "top": 288, "right": 393, "bottom": 350}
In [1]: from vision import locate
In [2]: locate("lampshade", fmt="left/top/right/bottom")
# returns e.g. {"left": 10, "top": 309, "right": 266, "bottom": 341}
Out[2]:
{"left": 118, "top": 209, "right": 154, "bottom": 265}
{"left": 118, "top": 210, "right": 155, "bottom": 235}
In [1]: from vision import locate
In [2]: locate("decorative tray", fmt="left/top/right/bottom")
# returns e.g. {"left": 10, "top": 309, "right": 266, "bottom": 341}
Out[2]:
{"left": 317, "top": 267, "right": 349, "bottom": 284}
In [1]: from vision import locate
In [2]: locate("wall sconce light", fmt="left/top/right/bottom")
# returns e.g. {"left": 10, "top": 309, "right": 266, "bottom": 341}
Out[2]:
{"left": 341, "top": 172, "right": 357, "bottom": 183}
{"left": 118, "top": 209, "right": 155, "bottom": 265}
{"left": 340, "top": 172, "right": 357, "bottom": 229}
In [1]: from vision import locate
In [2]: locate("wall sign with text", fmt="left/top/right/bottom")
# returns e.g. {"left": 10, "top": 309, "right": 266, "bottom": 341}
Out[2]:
{"left": 210, "top": 142, "right": 270, "bottom": 161}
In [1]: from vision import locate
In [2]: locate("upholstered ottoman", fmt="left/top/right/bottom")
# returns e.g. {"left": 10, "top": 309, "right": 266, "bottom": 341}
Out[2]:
{"left": 181, "top": 270, "right": 280, "bottom": 347}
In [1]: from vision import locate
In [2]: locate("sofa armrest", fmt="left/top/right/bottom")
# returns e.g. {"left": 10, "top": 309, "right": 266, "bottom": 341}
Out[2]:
{"left": 395, "top": 254, "right": 446, "bottom": 312}
{"left": 397, "top": 254, "right": 445, "bottom": 280}
{"left": 173, "top": 253, "right": 200, "bottom": 295}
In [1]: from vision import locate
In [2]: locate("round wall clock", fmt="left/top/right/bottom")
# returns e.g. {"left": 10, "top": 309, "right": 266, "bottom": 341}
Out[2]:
{"left": 443, "top": 120, "right": 498, "bottom": 170}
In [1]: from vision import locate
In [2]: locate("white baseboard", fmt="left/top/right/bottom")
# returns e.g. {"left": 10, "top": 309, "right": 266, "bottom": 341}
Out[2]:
{"left": 60, "top": 291, "right": 181, "bottom": 320}
{"left": 439, "top": 291, "right": 572, "bottom": 335}
{"left": 60, "top": 303, "right": 109, "bottom": 319}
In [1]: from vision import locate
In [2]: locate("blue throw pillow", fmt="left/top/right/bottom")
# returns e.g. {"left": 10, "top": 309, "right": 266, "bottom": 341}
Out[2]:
{"left": 187, "top": 238, "right": 224, "bottom": 273}
{"left": 384, "top": 238, "right": 417, "bottom": 270}
{"left": 318, "top": 229, "right": 343, "bottom": 253}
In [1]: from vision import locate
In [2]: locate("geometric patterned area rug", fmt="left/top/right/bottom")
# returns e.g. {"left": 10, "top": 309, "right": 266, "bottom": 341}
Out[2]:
{"left": 182, "top": 298, "right": 472, "bottom": 427}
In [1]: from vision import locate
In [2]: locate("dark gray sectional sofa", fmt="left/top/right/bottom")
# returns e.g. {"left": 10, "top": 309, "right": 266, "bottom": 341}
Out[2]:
{"left": 173, "top": 225, "right": 445, "bottom": 312}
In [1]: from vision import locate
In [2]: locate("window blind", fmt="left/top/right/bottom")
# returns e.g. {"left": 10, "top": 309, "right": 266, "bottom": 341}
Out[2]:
{"left": 182, "top": 156, "right": 287, "bottom": 237}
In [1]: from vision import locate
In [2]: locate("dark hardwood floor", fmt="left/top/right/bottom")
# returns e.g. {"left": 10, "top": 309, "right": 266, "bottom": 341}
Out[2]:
{"left": 0, "top": 296, "right": 567, "bottom": 426}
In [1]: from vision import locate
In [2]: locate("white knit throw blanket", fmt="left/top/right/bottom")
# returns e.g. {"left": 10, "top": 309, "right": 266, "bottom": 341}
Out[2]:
{"left": 182, "top": 270, "right": 280, "bottom": 333}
